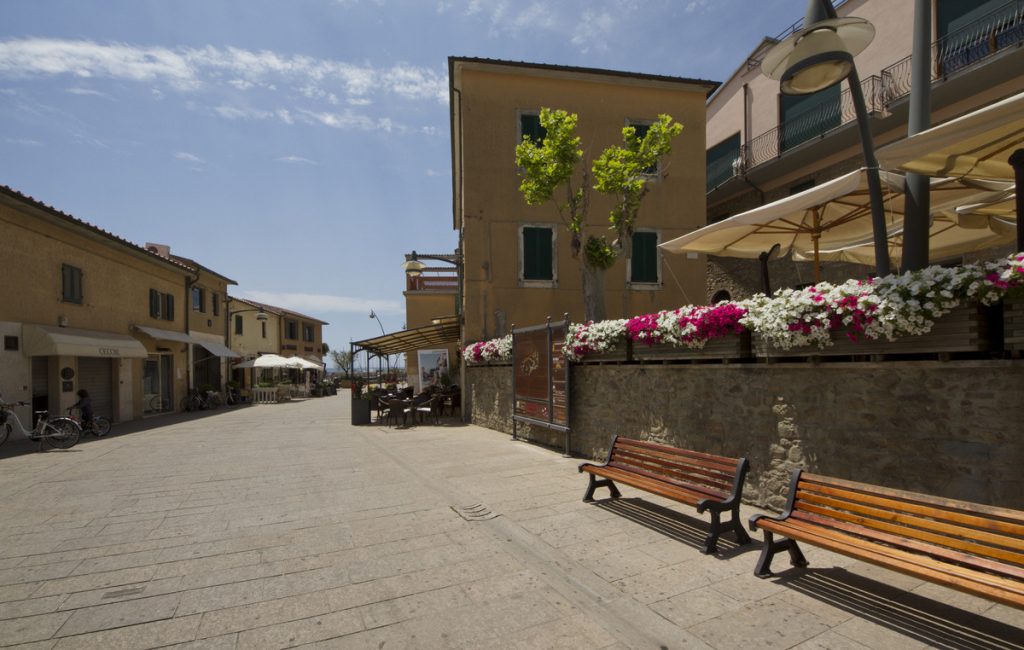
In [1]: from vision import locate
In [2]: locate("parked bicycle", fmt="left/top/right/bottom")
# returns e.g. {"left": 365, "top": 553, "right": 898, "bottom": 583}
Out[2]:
{"left": 0, "top": 394, "right": 81, "bottom": 450}
{"left": 180, "top": 389, "right": 221, "bottom": 412}
{"left": 67, "top": 407, "right": 111, "bottom": 437}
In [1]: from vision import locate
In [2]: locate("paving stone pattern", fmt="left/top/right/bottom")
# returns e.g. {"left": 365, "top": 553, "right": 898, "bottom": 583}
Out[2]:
{"left": 0, "top": 396, "right": 1020, "bottom": 649}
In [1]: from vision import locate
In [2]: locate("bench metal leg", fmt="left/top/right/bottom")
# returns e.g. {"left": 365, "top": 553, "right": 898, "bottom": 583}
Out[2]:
{"left": 703, "top": 505, "right": 752, "bottom": 554}
{"left": 754, "top": 531, "right": 808, "bottom": 577}
{"left": 582, "top": 474, "right": 621, "bottom": 502}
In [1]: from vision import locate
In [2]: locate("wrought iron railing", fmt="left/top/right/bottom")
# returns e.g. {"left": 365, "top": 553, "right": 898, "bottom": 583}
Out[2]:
{"left": 407, "top": 270, "right": 458, "bottom": 292}
{"left": 882, "top": 0, "right": 1024, "bottom": 103}
{"left": 710, "top": 0, "right": 1024, "bottom": 190}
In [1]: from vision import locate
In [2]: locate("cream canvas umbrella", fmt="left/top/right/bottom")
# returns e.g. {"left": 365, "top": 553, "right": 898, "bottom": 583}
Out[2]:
{"left": 876, "top": 90, "right": 1024, "bottom": 181}
{"left": 659, "top": 168, "right": 998, "bottom": 282}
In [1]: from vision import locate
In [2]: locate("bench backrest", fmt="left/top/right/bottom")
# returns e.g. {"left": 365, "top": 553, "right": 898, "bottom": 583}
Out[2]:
{"left": 608, "top": 437, "right": 745, "bottom": 501}
{"left": 788, "top": 471, "right": 1024, "bottom": 580}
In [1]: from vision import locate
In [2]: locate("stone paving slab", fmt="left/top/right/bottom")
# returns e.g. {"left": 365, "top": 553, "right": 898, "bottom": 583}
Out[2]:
{"left": 0, "top": 395, "right": 1020, "bottom": 649}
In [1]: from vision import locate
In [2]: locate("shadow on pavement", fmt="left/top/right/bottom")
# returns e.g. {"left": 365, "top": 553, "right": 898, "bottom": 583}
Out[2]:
{"left": 768, "top": 567, "right": 1023, "bottom": 649}
{"left": 592, "top": 497, "right": 756, "bottom": 559}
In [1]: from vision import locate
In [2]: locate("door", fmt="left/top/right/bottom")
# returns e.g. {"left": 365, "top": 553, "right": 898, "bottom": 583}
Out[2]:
{"left": 78, "top": 357, "right": 114, "bottom": 421}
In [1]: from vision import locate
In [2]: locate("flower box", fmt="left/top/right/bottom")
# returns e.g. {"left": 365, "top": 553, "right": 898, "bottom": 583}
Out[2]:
{"left": 1005, "top": 295, "right": 1024, "bottom": 353}
{"left": 577, "top": 341, "right": 630, "bottom": 364}
{"left": 754, "top": 303, "right": 992, "bottom": 359}
{"left": 632, "top": 332, "right": 751, "bottom": 362}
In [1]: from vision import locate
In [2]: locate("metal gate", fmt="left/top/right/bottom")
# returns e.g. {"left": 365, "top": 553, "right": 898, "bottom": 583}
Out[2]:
{"left": 78, "top": 357, "right": 114, "bottom": 420}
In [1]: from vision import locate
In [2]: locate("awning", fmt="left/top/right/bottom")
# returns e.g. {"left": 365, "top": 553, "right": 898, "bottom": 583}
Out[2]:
{"left": 134, "top": 325, "right": 240, "bottom": 358}
{"left": 23, "top": 325, "right": 149, "bottom": 358}
{"left": 352, "top": 316, "right": 460, "bottom": 356}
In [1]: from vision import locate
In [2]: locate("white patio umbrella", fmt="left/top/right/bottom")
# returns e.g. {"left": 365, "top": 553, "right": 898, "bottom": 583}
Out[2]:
{"left": 233, "top": 354, "right": 294, "bottom": 369}
{"left": 876, "top": 90, "right": 1024, "bottom": 182}
{"left": 659, "top": 168, "right": 1002, "bottom": 281}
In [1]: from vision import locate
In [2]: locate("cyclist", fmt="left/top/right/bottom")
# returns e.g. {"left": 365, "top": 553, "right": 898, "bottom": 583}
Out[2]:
{"left": 71, "top": 389, "right": 94, "bottom": 431}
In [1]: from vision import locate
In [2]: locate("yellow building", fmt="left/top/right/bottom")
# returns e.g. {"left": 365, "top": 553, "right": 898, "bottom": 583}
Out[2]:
{"left": 704, "top": 0, "right": 1024, "bottom": 297}
{"left": 226, "top": 296, "right": 328, "bottom": 389}
{"left": 0, "top": 185, "right": 231, "bottom": 424}
{"left": 403, "top": 252, "right": 459, "bottom": 391}
{"left": 449, "top": 57, "right": 719, "bottom": 344}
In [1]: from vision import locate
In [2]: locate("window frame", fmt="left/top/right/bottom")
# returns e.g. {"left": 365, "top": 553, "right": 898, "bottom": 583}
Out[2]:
{"left": 627, "top": 229, "right": 662, "bottom": 289}
{"left": 234, "top": 314, "right": 243, "bottom": 336}
{"left": 518, "top": 223, "right": 557, "bottom": 288}
{"left": 285, "top": 319, "right": 298, "bottom": 340}
{"left": 192, "top": 287, "right": 206, "bottom": 312}
{"left": 626, "top": 119, "right": 659, "bottom": 176}
{"left": 517, "top": 110, "right": 547, "bottom": 147}
{"left": 302, "top": 324, "right": 314, "bottom": 343}
{"left": 212, "top": 293, "right": 220, "bottom": 317}
{"left": 61, "top": 264, "right": 83, "bottom": 304}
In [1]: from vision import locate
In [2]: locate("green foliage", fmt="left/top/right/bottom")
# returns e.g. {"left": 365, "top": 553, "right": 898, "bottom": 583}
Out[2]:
{"left": 584, "top": 235, "right": 617, "bottom": 270}
{"left": 515, "top": 109, "right": 588, "bottom": 241}
{"left": 592, "top": 114, "right": 683, "bottom": 240}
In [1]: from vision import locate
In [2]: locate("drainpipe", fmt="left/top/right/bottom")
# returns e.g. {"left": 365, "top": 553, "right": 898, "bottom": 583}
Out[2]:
{"left": 184, "top": 271, "right": 199, "bottom": 392}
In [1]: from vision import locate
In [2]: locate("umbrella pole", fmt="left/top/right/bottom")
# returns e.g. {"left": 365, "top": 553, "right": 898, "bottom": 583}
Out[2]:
{"left": 1010, "top": 149, "right": 1024, "bottom": 251}
{"left": 813, "top": 236, "right": 821, "bottom": 284}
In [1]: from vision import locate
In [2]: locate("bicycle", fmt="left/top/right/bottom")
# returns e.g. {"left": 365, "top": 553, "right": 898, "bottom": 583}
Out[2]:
{"left": 66, "top": 408, "right": 111, "bottom": 437}
{"left": 180, "top": 389, "right": 220, "bottom": 412}
{"left": 0, "top": 394, "right": 81, "bottom": 450}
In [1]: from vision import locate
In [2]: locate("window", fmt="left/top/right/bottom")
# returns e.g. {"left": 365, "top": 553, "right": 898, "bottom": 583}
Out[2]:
{"left": 61, "top": 264, "right": 83, "bottom": 304}
{"left": 789, "top": 179, "right": 815, "bottom": 195}
{"left": 285, "top": 320, "right": 298, "bottom": 340}
{"left": 212, "top": 293, "right": 219, "bottom": 317}
{"left": 629, "top": 121, "right": 658, "bottom": 175}
{"left": 149, "top": 290, "right": 175, "bottom": 321}
{"left": 234, "top": 314, "right": 243, "bottom": 336}
{"left": 192, "top": 287, "right": 205, "bottom": 312}
{"left": 4, "top": 336, "right": 18, "bottom": 351}
{"left": 629, "top": 231, "right": 660, "bottom": 285}
{"left": 149, "top": 289, "right": 162, "bottom": 319}
{"left": 707, "top": 133, "right": 741, "bottom": 191}
{"left": 519, "top": 112, "right": 546, "bottom": 145}
{"left": 261, "top": 322, "right": 267, "bottom": 339}
{"left": 779, "top": 85, "right": 840, "bottom": 152}
{"left": 302, "top": 324, "right": 314, "bottom": 342}
{"left": 521, "top": 226, "right": 554, "bottom": 283}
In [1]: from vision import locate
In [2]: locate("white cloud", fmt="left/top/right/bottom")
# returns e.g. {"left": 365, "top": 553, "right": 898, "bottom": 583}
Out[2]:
{"left": 66, "top": 86, "right": 108, "bottom": 97}
{"left": 685, "top": 0, "right": 709, "bottom": 12}
{"left": 174, "top": 151, "right": 204, "bottom": 164}
{"left": 297, "top": 108, "right": 403, "bottom": 133}
{"left": 239, "top": 291, "right": 401, "bottom": 315}
{"left": 5, "top": 136, "right": 42, "bottom": 146}
{"left": 214, "top": 104, "right": 273, "bottom": 120}
{"left": 276, "top": 155, "right": 316, "bottom": 165}
{"left": 571, "top": 10, "right": 615, "bottom": 52}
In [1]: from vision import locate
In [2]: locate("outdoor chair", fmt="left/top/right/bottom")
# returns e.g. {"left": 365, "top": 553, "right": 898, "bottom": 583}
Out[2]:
{"left": 416, "top": 395, "right": 442, "bottom": 425}
{"left": 384, "top": 398, "right": 412, "bottom": 428}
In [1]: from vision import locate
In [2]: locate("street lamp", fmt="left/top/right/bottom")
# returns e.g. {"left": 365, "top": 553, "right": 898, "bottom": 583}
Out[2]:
{"left": 761, "top": 0, "right": 891, "bottom": 277}
{"left": 402, "top": 250, "right": 463, "bottom": 316}
{"left": 368, "top": 309, "right": 386, "bottom": 335}
{"left": 225, "top": 301, "right": 270, "bottom": 392}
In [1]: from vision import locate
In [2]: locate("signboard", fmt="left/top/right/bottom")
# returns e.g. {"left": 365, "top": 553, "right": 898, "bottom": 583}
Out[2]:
{"left": 513, "top": 317, "right": 570, "bottom": 443}
{"left": 417, "top": 349, "right": 450, "bottom": 392}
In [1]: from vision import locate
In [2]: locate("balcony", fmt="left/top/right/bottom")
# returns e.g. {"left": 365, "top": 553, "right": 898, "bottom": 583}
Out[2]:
{"left": 708, "top": 0, "right": 1024, "bottom": 191}
{"left": 406, "top": 268, "right": 458, "bottom": 293}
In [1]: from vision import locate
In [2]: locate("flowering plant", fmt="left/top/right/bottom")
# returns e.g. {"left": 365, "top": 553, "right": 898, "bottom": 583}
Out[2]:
{"left": 462, "top": 254, "right": 1024, "bottom": 361}
{"left": 462, "top": 335, "right": 512, "bottom": 364}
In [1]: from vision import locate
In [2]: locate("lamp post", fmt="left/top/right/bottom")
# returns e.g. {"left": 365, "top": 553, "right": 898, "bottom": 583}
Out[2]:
{"left": 761, "top": 0, "right": 891, "bottom": 278}
{"left": 368, "top": 310, "right": 390, "bottom": 380}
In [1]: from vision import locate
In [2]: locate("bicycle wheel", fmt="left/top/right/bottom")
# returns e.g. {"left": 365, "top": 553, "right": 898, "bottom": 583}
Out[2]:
{"left": 92, "top": 417, "right": 111, "bottom": 437}
{"left": 45, "top": 418, "right": 81, "bottom": 449}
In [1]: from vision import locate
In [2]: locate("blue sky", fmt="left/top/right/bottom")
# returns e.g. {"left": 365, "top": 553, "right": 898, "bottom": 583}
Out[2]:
{"left": 1, "top": 0, "right": 807, "bottom": 356}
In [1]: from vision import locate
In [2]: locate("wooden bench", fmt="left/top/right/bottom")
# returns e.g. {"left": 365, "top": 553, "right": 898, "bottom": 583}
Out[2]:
{"left": 749, "top": 469, "right": 1024, "bottom": 609}
{"left": 578, "top": 436, "right": 751, "bottom": 554}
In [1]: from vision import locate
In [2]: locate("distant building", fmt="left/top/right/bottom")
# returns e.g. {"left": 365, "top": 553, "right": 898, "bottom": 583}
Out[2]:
{"left": 704, "top": 0, "right": 1024, "bottom": 299}
{"left": 226, "top": 296, "right": 328, "bottom": 389}
{"left": 0, "top": 185, "right": 235, "bottom": 423}
{"left": 449, "top": 57, "right": 719, "bottom": 344}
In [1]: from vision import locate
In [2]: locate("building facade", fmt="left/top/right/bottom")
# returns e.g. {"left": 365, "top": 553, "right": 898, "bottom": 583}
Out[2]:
{"left": 403, "top": 255, "right": 459, "bottom": 390}
{"left": 226, "top": 296, "right": 327, "bottom": 389}
{"left": 704, "top": 0, "right": 1024, "bottom": 299}
{"left": 449, "top": 57, "right": 719, "bottom": 344}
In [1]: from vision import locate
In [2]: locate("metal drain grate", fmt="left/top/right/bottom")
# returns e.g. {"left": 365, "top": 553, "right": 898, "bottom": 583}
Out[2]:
{"left": 450, "top": 503, "right": 499, "bottom": 521}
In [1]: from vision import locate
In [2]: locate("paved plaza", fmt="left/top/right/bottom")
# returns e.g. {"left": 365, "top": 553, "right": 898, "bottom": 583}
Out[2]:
{"left": 0, "top": 395, "right": 1021, "bottom": 649}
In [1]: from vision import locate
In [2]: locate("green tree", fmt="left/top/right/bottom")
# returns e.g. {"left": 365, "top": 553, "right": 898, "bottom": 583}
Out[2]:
{"left": 329, "top": 349, "right": 353, "bottom": 377}
{"left": 515, "top": 109, "right": 682, "bottom": 322}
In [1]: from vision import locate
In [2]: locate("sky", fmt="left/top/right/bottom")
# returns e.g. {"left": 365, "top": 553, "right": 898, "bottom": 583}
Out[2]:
{"left": 0, "top": 0, "right": 809, "bottom": 359}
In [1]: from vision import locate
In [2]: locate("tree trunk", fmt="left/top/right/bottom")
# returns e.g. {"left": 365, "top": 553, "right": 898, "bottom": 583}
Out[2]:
{"left": 581, "top": 262, "right": 606, "bottom": 323}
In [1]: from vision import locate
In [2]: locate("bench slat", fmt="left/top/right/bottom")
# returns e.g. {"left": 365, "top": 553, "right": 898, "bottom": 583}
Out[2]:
{"left": 795, "top": 491, "right": 1024, "bottom": 560}
{"left": 791, "top": 511, "right": 1024, "bottom": 583}
{"left": 801, "top": 473, "right": 1024, "bottom": 526}
{"left": 610, "top": 450, "right": 736, "bottom": 492}
{"left": 757, "top": 518, "right": 1024, "bottom": 608}
{"left": 586, "top": 465, "right": 723, "bottom": 505}
{"left": 796, "top": 482, "right": 1024, "bottom": 538}
{"left": 614, "top": 441, "right": 741, "bottom": 476}
{"left": 615, "top": 437, "right": 741, "bottom": 467}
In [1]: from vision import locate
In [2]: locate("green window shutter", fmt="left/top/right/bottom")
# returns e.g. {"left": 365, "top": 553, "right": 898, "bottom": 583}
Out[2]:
{"left": 630, "top": 232, "right": 659, "bottom": 283}
{"left": 234, "top": 315, "right": 243, "bottom": 336}
{"left": 165, "top": 294, "right": 175, "bottom": 321}
{"left": 706, "top": 133, "right": 741, "bottom": 190}
{"left": 520, "top": 114, "right": 546, "bottom": 144}
{"left": 62, "top": 264, "right": 83, "bottom": 303}
{"left": 150, "top": 289, "right": 161, "bottom": 318}
{"left": 522, "top": 227, "right": 553, "bottom": 281}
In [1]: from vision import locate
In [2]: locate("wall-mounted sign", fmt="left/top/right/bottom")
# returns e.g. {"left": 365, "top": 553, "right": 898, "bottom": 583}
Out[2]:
{"left": 512, "top": 316, "right": 570, "bottom": 453}
{"left": 417, "top": 349, "right": 450, "bottom": 392}
{"left": 60, "top": 367, "right": 75, "bottom": 380}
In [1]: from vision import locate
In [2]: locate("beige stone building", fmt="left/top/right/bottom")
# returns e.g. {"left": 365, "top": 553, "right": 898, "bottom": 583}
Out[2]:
{"left": 226, "top": 297, "right": 328, "bottom": 389}
{"left": 0, "top": 185, "right": 236, "bottom": 424}
{"left": 449, "top": 57, "right": 719, "bottom": 344}
{"left": 403, "top": 254, "right": 459, "bottom": 390}
{"left": 704, "top": 0, "right": 1024, "bottom": 299}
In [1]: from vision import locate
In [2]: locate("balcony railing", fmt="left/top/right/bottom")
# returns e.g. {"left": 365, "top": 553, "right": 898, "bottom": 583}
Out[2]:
{"left": 406, "top": 269, "right": 458, "bottom": 292}
{"left": 712, "top": 0, "right": 1024, "bottom": 190}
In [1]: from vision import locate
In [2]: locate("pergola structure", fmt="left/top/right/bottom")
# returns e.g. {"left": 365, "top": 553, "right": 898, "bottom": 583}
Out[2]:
{"left": 350, "top": 315, "right": 460, "bottom": 383}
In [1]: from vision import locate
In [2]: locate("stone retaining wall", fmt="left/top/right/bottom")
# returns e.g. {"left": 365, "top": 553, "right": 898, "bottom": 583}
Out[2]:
{"left": 467, "top": 361, "right": 1024, "bottom": 510}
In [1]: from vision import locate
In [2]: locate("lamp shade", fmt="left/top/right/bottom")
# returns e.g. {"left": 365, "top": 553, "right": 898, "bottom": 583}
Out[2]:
{"left": 401, "top": 258, "right": 427, "bottom": 276}
{"left": 761, "top": 17, "right": 875, "bottom": 95}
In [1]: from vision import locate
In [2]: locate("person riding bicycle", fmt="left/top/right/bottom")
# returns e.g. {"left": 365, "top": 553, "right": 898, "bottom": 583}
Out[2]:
{"left": 72, "top": 389, "right": 94, "bottom": 430}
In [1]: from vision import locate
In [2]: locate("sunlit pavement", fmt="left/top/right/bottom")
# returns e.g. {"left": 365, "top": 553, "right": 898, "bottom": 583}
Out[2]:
{"left": 0, "top": 394, "right": 1020, "bottom": 649}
